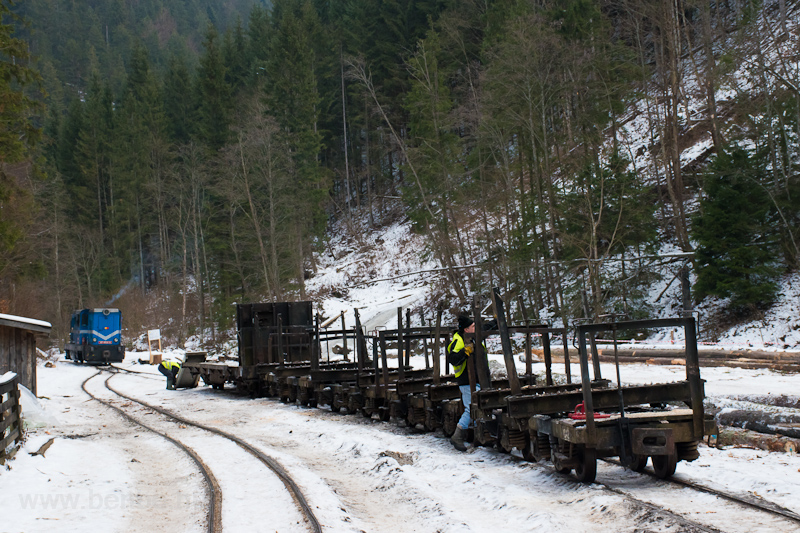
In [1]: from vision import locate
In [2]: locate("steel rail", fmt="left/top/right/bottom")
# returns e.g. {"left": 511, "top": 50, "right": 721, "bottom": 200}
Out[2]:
{"left": 105, "top": 369, "right": 323, "bottom": 533}
{"left": 597, "top": 483, "right": 726, "bottom": 533}
{"left": 603, "top": 457, "right": 800, "bottom": 526}
{"left": 504, "top": 454, "right": 723, "bottom": 532}
{"left": 81, "top": 371, "right": 221, "bottom": 533}
{"left": 109, "top": 364, "right": 162, "bottom": 380}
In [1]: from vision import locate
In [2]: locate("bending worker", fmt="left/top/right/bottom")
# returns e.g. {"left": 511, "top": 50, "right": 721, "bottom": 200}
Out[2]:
{"left": 158, "top": 359, "right": 181, "bottom": 390}
{"left": 446, "top": 314, "right": 488, "bottom": 452}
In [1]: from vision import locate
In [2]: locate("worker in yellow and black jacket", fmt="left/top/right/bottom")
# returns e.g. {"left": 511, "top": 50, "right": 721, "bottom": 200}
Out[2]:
{"left": 158, "top": 360, "right": 181, "bottom": 390}
{"left": 446, "top": 314, "right": 488, "bottom": 452}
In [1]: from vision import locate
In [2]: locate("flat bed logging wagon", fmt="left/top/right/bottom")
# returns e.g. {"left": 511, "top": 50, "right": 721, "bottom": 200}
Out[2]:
{"left": 506, "top": 317, "right": 715, "bottom": 482}
{"left": 183, "top": 301, "right": 315, "bottom": 394}
{"left": 183, "top": 291, "right": 715, "bottom": 484}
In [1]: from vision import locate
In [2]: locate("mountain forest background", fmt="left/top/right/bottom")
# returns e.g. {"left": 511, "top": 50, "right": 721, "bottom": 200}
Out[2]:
{"left": 1, "top": 0, "right": 799, "bottom": 346}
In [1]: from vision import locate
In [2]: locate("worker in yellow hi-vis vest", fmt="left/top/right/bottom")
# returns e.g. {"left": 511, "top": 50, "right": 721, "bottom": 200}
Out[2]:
{"left": 446, "top": 314, "right": 488, "bottom": 452}
{"left": 158, "top": 360, "right": 181, "bottom": 390}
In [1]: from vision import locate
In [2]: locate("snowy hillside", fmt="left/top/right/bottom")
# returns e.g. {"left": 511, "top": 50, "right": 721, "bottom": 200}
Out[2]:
{"left": 304, "top": 211, "right": 800, "bottom": 351}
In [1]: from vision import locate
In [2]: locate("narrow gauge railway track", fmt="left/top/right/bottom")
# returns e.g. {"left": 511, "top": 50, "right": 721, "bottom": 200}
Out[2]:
{"left": 493, "top": 450, "right": 725, "bottom": 532}
{"left": 603, "top": 457, "right": 800, "bottom": 527}
{"left": 500, "top": 447, "right": 799, "bottom": 531}
{"left": 102, "top": 368, "right": 323, "bottom": 533}
{"left": 111, "top": 362, "right": 796, "bottom": 531}
{"left": 80, "top": 371, "right": 222, "bottom": 533}
{"left": 109, "top": 364, "right": 162, "bottom": 379}
{"left": 114, "top": 367, "right": 719, "bottom": 533}
{"left": 598, "top": 485, "right": 725, "bottom": 533}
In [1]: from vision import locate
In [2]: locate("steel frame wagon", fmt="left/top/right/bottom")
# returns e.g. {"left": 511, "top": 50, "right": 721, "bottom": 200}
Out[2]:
{"left": 510, "top": 317, "right": 716, "bottom": 482}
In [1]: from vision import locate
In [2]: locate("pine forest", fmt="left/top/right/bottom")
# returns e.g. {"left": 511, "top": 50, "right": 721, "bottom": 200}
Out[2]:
{"left": 1, "top": 0, "right": 799, "bottom": 345}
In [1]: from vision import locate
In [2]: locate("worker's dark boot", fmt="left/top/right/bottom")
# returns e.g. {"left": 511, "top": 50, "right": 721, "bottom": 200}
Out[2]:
{"left": 450, "top": 427, "right": 467, "bottom": 452}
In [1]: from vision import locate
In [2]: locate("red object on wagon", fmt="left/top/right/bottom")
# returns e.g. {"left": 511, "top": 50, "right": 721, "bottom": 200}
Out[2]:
{"left": 568, "top": 402, "right": 611, "bottom": 420}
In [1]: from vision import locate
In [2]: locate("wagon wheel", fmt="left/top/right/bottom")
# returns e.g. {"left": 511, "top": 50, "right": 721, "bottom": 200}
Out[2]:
{"left": 522, "top": 438, "right": 535, "bottom": 462}
{"left": 574, "top": 446, "right": 597, "bottom": 483}
{"left": 623, "top": 453, "right": 648, "bottom": 473}
{"left": 652, "top": 451, "right": 678, "bottom": 479}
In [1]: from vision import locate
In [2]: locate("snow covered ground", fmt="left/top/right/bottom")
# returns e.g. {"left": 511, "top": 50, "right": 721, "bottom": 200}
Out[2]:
{"left": 4, "top": 215, "right": 800, "bottom": 532}
{"left": 3, "top": 347, "right": 800, "bottom": 533}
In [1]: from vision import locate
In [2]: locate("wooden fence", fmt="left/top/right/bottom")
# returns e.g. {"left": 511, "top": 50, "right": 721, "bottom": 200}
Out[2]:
{"left": 0, "top": 372, "right": 22, "bottom": 461}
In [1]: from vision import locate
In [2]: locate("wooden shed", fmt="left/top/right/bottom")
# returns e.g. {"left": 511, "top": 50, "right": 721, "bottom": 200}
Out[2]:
{"left": 0, "top": 314, "right": 52, "bottom": 395}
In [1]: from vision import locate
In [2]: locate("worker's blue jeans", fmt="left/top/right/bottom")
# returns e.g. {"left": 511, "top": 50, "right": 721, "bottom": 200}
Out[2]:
{"left": 457, "top": 384, "right": 480, "bottom": 430}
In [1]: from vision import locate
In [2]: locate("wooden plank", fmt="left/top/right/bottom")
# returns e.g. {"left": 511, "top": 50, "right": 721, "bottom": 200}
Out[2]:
{"left": 29, "top": 333, "right": 38, "bottom": 396}
{"left": 12, "top": 328, "right": 21, "bottom": 389}
{"left": 0, "top": 381, "right": 14, "bottom": 395}
{"left": 0, "top": 395, "right": 17, "bottom": 415}
{"left": 0, "top": 426, "right": 21, "bottom": 452}
{"left": 0, "top": 416, "right": 14, "bottom": 435}
{"left": 0, "top": 327, "right": 9, "bottom": 377}
{"left": 0, "top": 316, "right": 50, "bottom": 334}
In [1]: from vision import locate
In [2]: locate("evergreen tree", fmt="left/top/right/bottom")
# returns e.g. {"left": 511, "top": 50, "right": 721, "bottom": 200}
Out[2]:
{"left": 195, "top": 23, "right": 232, "bottom": 151}
{"left": 265, "top": 0, "right": 327, "bottom": 229}
{"left": 247, "top": 3, "right": 271, "bottom": 73}
{"left": 164, "top": 50, "right": 195, "bottom": 143}
{"left": 75, "top": 68, "right": 114, "bottom": 244}
{"left": 0, "top": 0, "right": 42, "bottom": 165}
{"left": 223, "top": 17, "right": 250, "bottom": 89}
{"left": 0, "top": 0, "right": 45, "bottom": 298}
{"left": 693, "top": 147, "right": 780, "bottom": 311}
{"left": 114, "top": 43, "right": 170, "bottom": 291}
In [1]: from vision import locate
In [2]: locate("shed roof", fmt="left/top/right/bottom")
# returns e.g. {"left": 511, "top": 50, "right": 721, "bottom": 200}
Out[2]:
{"left": 0, "top": 313, "right": 52, "bottom": 334}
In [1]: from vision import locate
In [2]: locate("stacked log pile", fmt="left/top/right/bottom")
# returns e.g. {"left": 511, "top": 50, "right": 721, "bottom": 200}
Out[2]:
{"left": 529, "top": 348, "right": 800, "bottom": 372}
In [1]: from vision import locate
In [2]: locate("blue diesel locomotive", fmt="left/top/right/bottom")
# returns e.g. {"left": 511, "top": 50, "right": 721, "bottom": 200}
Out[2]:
{"left": 65, "top": 308, "right": 124, "bottom": 363}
